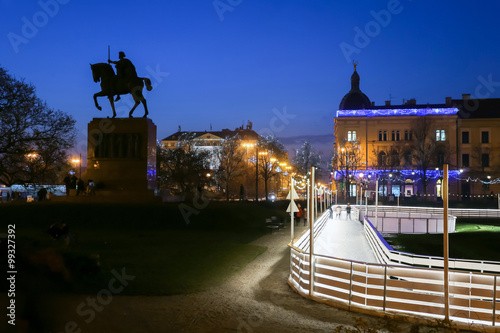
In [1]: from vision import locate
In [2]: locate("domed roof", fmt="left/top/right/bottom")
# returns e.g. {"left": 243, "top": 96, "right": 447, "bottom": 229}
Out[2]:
{"left": 339, "top": 91, "right": 371, "bottom": 110}
{"left": 339, "top": 66, "right": 371, "bottom": 110}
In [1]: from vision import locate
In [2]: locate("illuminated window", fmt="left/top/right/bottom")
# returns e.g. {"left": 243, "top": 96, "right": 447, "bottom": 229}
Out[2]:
{"left": 435, "top": 130, "right": 446, "bottom": 141}
{"left": 347, "top": 130, "right": 357, "bottom": 142}
{"left": 436, "top": 179, "right": 442, "bottom": 197}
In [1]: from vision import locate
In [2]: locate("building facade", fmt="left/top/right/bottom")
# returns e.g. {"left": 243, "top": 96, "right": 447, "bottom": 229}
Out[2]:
{"left": 161, "top": 122, "right": 259, "bottom": 170}
{"left": 334, "top": 67, "right": 500, "bottom": 202}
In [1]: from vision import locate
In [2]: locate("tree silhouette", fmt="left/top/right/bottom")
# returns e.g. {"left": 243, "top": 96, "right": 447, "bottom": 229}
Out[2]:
{"left": 215, "top": 134, "right": 245, "bottom": 201}
{"left": 292, "top": 141, "right": 322, "bottom": 176}
{"left": 157, "top": 134, "right": 210, "bottom": 198}
{"left": 406, "top": 116, "right": 449, "bottom": 198}
{"left": 0, "top": 67, "right": 76, "bottom": 186}
{"left": 257, "top": 135, "right": 287, "bottom": 200}
{"left": 333, "top": 138, "right": 362, "bottom": 201}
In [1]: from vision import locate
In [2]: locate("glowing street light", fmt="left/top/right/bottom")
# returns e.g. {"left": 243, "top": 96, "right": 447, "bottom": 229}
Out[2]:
{"left": 72, "top": 153, "right": 82, "bottom": 178}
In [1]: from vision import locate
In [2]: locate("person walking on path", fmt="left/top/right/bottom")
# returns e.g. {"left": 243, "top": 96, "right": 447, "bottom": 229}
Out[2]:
{"left": 346, "top": 203, "right": 352, "bottom": 220}
{"left": 296, "top": 204, "right": 303, "bottom": 225}
{"left": 335, "top": 205, "right": 341, "bottom": 219}
{"left": 328, "top": 206, "right": 333, "bottom": 220}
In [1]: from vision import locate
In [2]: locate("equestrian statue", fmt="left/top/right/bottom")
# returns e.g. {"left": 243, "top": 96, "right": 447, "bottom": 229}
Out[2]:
{"left": 90, "top": 51, "right": 153, "bottom": 118}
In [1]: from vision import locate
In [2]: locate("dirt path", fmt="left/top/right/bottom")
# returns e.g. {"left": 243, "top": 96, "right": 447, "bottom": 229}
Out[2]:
{"left": 21, "top": 225, "right": 453, "bottom": 332}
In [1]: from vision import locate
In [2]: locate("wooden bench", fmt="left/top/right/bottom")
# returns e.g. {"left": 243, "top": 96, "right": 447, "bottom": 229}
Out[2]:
{"left": 265, "top": 216, "right": 284, "bottom": 233}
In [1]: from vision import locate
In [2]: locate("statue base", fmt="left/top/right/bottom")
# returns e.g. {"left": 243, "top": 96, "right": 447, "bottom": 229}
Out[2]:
{"left": 86, "top": 118, "right": 157, "bottom": 196}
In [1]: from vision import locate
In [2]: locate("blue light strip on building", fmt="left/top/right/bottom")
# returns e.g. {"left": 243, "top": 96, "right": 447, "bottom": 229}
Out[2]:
{"left": 336, "top": 108, "right": 459, "bottom": 118}
{"left": 335, "top": 169, "right": 462, "bottom": 181}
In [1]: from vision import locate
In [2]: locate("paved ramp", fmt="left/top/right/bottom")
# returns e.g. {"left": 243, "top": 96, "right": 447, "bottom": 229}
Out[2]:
{"left": 314, "top": 214, "right": 378, "bottom": 263}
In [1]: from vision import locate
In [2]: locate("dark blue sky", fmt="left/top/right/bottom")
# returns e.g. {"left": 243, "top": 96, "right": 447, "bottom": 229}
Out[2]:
{"left": 2, "top": 0, "right": 500, "bottom": 157}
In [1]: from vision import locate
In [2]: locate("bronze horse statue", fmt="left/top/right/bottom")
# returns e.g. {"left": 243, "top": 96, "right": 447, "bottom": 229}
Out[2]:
{"left": 90, "top": 63, "right": 153, "bottom": 118}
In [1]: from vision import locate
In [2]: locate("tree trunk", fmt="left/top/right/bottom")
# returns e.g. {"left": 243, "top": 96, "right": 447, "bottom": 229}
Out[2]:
{"left": 264, "top": 178, "right": 268, "bottom": 200}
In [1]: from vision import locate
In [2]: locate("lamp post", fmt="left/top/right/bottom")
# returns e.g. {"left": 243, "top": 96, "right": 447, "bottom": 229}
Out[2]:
{"left": 242, "top": 143, "right": 254, "bottom": 199}
{"left": 341, "top": 147, "right": 349, "bottom": 202}
{"left": 443, "top": 164, "right": 449, "bottom": 321}
{"left": 72, "top": 153, "right": 82, "bottom": 179}
{"left": 359, "top": 173, "right": 364, "bottom": 206}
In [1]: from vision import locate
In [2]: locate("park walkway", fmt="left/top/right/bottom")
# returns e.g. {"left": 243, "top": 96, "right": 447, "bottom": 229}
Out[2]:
{"left": 313, "top": 211, "right": 378, "bottom": 263}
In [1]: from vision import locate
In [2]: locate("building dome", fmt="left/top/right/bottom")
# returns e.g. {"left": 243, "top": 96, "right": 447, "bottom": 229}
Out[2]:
{"left": 339, "top": 66, "right": 371, "bottom": 110}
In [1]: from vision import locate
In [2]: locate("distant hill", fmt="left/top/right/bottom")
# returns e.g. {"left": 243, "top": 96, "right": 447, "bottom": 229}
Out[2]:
{"left": 278, "top": 134, "right": 333, "bottom": 160}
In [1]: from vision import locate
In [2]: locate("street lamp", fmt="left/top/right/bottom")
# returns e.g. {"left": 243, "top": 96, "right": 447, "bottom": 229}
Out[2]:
{"left": 72, "top": 153, "right": 82, "bottom": 179}
{"left": 242, "top": 143, "right": 255, "bottom": 200}
{"left": 341, "top": 147, "right": 349, "bottom": 202}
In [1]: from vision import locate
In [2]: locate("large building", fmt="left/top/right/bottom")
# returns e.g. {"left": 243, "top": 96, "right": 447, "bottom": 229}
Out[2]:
{"left": 334, "top": 67, "right": 500, "bottom": 201}
{"left": 160, "top": 122, "right": 260, "bottom": 170}
{"left": 161, "top": 121, "right": 259, "bottom": 150}
{"left": 160, "top": 122, "right": 291, "bottom": 198}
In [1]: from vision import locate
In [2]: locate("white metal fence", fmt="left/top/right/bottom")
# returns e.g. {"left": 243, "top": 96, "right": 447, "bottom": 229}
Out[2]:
{"left": 289, "top": 248, "right": 500, "bottom": 328}
{"left": 289, "top": 207, "right": 500, "bottom": 329}
{"left": 363, "top": 205, "right": 500, "bottom": 219}
{"left": 364, "top": 217, "right": 500, "bottom": 274}
{"left": 365, "top": 210, "right": 457, "bottom": 234}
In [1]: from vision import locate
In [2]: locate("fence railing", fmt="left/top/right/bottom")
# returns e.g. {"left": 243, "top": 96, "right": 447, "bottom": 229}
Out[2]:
{"left": 365, "top": 210, "right": 457, "bottom": 234}
{"left": 289, "top": 247, "right": 500, "bottom": 328}
{"left": 363, "top": 205, "right": 500, "bottom": 219}
{"left": 294, "top": 210, "right": 330, "bottom": 252}
{"left": 364, "top": 217, "right": 500, "bottom": 274}
{"left": 289, "top": 205, "right": 500, "bottom": 329}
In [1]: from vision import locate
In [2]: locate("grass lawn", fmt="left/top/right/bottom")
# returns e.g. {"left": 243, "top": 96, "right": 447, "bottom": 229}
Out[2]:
{"left": 0, "top": 200, "right": 289, "bottom": 296}
{"left": 385, "top": 218, "right": 500, "bottom": 261}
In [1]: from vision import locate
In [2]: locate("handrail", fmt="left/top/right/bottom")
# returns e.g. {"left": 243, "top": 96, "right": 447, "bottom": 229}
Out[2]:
{"left": 363, "top": 205, "right": 500, "bottom": 219}
{"left": 289, "top": 205, "right": 500, "bottom": 329}
{"left": 289, "top": 242, "right": 500, "bottom": 329}
{"left": 364, "top": 217, "right": 500, "bottom": 274}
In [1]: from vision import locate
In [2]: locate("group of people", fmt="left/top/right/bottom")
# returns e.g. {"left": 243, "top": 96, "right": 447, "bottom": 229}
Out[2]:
{"left": 295, "top": 203, "right": 354, "bottom": 226}
{"left": 294, "top": 204, "right": 307, "bottom": 226}
{"left": 63, "top": 174, "right": 93, "bottom": 196}
{"left": 329, "top": 203, "right": 352, "bottom": 220}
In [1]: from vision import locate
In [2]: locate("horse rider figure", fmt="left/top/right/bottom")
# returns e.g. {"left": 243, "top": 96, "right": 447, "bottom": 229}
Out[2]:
{"left": 108, "top": 51, "right": 138, "bottom": 101}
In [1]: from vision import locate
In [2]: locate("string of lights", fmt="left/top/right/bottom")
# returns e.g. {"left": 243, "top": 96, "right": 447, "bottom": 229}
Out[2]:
{"left": 334, "top": 169, "right": 499, "bottom": 184}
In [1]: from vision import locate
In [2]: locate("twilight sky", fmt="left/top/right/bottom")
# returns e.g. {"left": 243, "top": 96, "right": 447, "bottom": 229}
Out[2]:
{"left": 2, "top": 0, "right": 500, "bottom": 158}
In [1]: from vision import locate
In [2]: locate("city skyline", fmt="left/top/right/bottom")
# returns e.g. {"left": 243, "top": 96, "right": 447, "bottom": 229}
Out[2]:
{"left": 2, "top": 1, "right": 500, "bottom": 159}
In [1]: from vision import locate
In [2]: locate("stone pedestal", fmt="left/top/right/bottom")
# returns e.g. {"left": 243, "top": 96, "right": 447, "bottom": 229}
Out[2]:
{"left": 87, "top": 118, "right": 157, "bottom": 195}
